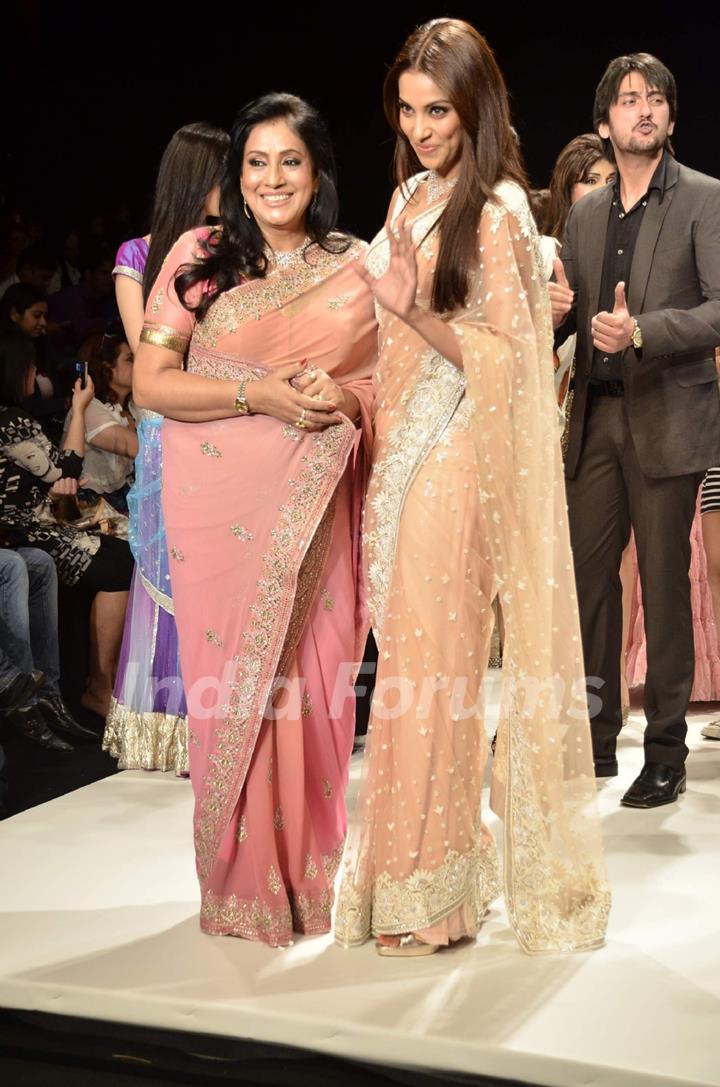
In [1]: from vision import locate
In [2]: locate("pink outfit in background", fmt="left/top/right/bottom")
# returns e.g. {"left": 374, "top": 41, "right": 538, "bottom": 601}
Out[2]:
{"left": 626, "top": 503, "right": 720, "bottom": 700}
{"left": 142, "top": 229, "right": 376, "bottom": 946}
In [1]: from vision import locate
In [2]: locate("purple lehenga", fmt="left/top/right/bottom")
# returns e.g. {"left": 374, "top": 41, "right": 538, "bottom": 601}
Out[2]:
{"left": 102, "top": 237, "right": 189, "bottom": 773}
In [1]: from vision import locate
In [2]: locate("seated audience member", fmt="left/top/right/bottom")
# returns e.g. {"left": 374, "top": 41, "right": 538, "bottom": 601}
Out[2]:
{"left": 57, "top": 229, "right": 82, "bottom": 290}
{"left": 0, "top": 219, "right": 30, "bottom": 298}
{"left": 0, "top": 243, "right": 57, "bottom": 300}
{"left": 0, "top": 284, "right": 67, "bottom": 441}
{"left": 0, "top": 334, "right": 133, "bottom": 718}
{"left": 48, "top": 247, "right": 118, "bottom": 359}
{"left": 0, "top": 546, "right": 96, "bottom": 751}
{"left": 1, "top": 283, "right": 48, "bottom": 342}
{"left": 66, "top": 330, "right": 138, "bottom": 513}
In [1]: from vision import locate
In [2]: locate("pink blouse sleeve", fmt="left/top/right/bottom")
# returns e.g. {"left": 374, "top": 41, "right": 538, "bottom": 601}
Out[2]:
{"left": 139, "top": 229, "right": 210, "bottom": 355}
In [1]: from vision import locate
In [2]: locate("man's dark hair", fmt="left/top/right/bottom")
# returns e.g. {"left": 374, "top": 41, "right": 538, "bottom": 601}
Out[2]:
{"left": 593, "top": 52, "right": 677, "bottom": 156}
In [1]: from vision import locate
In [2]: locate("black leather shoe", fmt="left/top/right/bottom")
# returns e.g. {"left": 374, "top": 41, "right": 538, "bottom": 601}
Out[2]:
{"left": 0, "top": 670, "right": 46, "bottom": 714}
{"left": 11, "top": 706, "right": 73, "bottom": 752}
{"left": 594, "top": 757, "right": 618, "bottom": 778}
{"left": 621, "top": 762, "right": 686, "bottom": 809}
{"left": 36, "top": 695, "right": 98, "bottom": 741}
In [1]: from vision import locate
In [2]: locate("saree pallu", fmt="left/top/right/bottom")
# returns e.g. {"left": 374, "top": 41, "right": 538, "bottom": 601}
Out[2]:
{"left": 144, "top": 231, "right": 376, "bottom": 945}
{"left": 335, "top": 177, "right": 610, "bottom": 954}
{"left": 104, "top": 410, "right": 188, "bottom": 774}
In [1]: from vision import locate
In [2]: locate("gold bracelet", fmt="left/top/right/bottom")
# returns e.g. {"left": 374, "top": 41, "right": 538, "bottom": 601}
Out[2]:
{"left": 234, "top": 378, "right": 252, "bottom": 415}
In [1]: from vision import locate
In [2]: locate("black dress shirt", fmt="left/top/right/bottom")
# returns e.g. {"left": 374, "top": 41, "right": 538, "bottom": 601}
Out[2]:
{"left": 590, "top": 151, "right": 669, "bottom": 382}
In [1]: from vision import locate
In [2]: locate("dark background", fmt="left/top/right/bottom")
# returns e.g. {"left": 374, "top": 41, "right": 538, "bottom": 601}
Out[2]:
{"left": 3, "top": 2, "right": 716, "bottom": 244}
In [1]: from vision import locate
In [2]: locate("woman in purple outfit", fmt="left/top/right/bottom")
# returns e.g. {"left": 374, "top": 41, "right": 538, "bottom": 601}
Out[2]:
{"left": 103, "top": 122, "right": 229, "bottom": 773}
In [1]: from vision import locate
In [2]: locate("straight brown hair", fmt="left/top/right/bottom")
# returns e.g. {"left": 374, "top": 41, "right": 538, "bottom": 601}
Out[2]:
{"left": 545, "top": 133, "right": 607, "bottom": 243}
{"left": 383, "top": 18, "right": 527, "bottom": 313}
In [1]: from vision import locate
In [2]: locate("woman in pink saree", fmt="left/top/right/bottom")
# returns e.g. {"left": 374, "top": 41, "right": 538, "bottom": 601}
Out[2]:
{"left": 334, "top": 20, "right": 611, "bottom": 956}
{"left": 133, "top": 94, "right": 376, "bottom": 946}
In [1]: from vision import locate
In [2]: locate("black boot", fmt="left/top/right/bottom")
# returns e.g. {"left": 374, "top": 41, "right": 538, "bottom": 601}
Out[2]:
{"left": 621, "top": 762, "right": 686, "bottom": 808}
{"left": 0, "top": 670, "right": 46, "bottom": 714}
{"left": 36, "top": 695, "right": 98, "bottom": 741}
{"left": 11, "top": 705, "right": 73, "bottom": 752}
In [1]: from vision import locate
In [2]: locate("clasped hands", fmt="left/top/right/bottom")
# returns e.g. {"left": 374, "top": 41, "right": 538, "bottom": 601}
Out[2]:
{"left": 245, "top": 361, "right": 348, "bottom": 432}
{"left": 550, "top": 259, "right": 634, "bottom": 352}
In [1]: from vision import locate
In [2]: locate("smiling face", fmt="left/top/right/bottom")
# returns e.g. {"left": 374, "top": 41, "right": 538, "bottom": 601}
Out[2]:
{"left": 571, "top": 157, "right": 616, "bottom": 204}
{"left": 240, "top": 119, "right": 317, "bottom": 248}
{"left": 397, "top": 69, "right": 464, "bottom": 179}
{"left": 599, "top": 72, "right": 674, "bottom": 158}
{"left": 12, "top": 300, "right": 48, "bottom": 338}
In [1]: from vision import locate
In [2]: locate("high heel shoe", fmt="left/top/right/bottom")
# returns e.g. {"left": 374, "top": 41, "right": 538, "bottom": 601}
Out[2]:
{"left": 375, "top": 935, "right": 439, "bottom": 957}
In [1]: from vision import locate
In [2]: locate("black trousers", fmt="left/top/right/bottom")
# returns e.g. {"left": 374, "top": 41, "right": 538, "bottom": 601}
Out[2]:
{"left": 566, "top": 395, "right": 701, "bottom": 769}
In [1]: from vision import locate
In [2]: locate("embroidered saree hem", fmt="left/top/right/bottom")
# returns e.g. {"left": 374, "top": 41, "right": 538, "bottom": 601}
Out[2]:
{"left": 335, "top": 840, "right": 500, "bottom": 947}
{"left": 200, "top": 885, "right": 336, "bottom": 946}
{"left": 103, "top": 697, "right": 188, "bottom": 775}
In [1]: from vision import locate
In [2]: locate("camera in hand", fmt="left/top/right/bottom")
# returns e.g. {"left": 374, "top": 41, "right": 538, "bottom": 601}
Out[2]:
{"left": 74, "top": 360, "right": 88, "bottom": 389}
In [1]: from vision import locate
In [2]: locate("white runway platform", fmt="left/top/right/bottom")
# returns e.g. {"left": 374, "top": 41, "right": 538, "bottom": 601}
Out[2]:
{"left": 1, "top": 705, "right": 719, "bottom": 1087}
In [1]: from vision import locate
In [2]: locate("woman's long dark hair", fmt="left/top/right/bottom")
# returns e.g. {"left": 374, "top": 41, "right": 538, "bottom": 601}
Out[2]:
{"left": 384, "top": 18, "right": 528, "bottom": 313}
{"left": 176, "top": 93, "right": 349, "bottom": 322}
{"left": 142, "top": 122, "right": 230, "bottom": 304}
{"left": 79, "top": 328, "right": 129, "bottom": 407}
{"left": 0, "top": 334, "right": 35, "bottom": 408}
{"left": 544, "top": 133, "right": 607, "bottom": 244}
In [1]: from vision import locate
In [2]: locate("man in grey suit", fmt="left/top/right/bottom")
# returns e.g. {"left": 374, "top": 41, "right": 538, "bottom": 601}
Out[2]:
{"left": 552, "top": 53, "right": 720, "bottom": 807}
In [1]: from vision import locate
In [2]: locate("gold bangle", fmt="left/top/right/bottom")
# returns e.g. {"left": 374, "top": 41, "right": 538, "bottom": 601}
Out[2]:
{"left": 234, "top": 378, "right": 251, "bottom": 415}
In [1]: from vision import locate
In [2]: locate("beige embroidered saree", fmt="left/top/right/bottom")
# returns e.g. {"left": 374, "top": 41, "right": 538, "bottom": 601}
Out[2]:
{"left": 335, "top": 175, "right": 610, "bottom": 954}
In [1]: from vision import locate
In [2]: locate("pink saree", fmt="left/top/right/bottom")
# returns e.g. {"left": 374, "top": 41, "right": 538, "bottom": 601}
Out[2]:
{"left": 141, "top": 230, "right": 376, "bottom": 946}
{"left": 335, "top": 177, "right": 610, "bottom": 954}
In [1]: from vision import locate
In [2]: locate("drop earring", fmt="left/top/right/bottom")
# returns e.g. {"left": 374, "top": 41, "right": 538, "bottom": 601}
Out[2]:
{"left": 241, "top": 191, "right": 251, "bottom": 220}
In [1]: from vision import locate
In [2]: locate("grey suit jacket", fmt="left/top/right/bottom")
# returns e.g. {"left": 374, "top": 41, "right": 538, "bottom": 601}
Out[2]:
{"left": 559, "top": 156, "right": 720, "bottom": 479}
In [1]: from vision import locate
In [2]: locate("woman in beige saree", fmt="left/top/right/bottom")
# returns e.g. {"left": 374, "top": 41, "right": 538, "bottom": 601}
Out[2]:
{"left": 335, "top": 19, "right": 611, "bottom": 956}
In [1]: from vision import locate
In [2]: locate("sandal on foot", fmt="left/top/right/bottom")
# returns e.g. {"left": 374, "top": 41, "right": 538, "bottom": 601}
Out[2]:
{"left": 375, "top": 935, "right": 439, "bottom": 957}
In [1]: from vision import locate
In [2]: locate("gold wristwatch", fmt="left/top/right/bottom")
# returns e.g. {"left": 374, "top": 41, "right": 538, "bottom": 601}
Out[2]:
{"left": 631, "top": 318, "right": 643, "bottom": 351}
{"left": 234, "top": 378, "right": 252, "bottom": 415}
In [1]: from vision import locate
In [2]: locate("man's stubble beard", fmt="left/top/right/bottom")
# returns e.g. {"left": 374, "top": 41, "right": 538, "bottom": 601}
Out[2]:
{"left": 615, "top": 130, "right": 667, "bottom": 158}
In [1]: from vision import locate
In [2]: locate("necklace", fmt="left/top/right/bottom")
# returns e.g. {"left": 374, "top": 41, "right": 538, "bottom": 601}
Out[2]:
{"left": 265, "top": 236, "right": 312, "bottom": 269}
{"left": 426, "top": 170, "right": 459, "bottom": 204}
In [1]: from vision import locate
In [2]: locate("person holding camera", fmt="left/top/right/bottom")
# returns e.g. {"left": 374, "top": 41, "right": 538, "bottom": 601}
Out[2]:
{"left": 0, "top": 333, "right": 133, "bottom": 719}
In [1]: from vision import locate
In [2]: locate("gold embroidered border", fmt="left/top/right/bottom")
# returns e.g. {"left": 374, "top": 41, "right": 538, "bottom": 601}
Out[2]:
{"left": 103, "top": 697, "right": 188, "bottom": 775}
{"left": 140, "top": 324, "right": 190, "bottom": 354}
{"left": 113, "top": 264, "right": 144, "bottom": 284}
{"left": 194, "top": 420, "right": 356, "bottom": 881}
{"left": 502, "top": 690, "right": 611, "bottom": 954}
{"left": 138, "top": 569, "right": 175, "bottom": 616}
{"left": 277, "top": 491, "right": 337, "bottom": 679}
{"left": 200, "top": 885, "right": 335, "bottom": 946}
{"left": 364, "top": 349, "right": 466, "bottom": 635}
{"left": 192, "top": 238, "right": 367, "bottom": 350}
{"left": 334, "top": 841, "right": 501, "bottom": 947}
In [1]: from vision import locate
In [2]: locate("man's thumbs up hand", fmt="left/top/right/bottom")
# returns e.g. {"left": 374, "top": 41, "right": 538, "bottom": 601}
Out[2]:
{"left": 549, "top": 257, "right": 574, "bottom": 329}
{"left": 592, "top": 280, "right": 635, "bottom": 354}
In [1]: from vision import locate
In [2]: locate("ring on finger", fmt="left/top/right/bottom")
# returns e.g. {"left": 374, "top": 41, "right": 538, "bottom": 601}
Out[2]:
{"left": 307, "top": 367, "right": 318, "bottom": 381}
{"left": 295, "top": 408, "right": 308, "bottom": 430}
